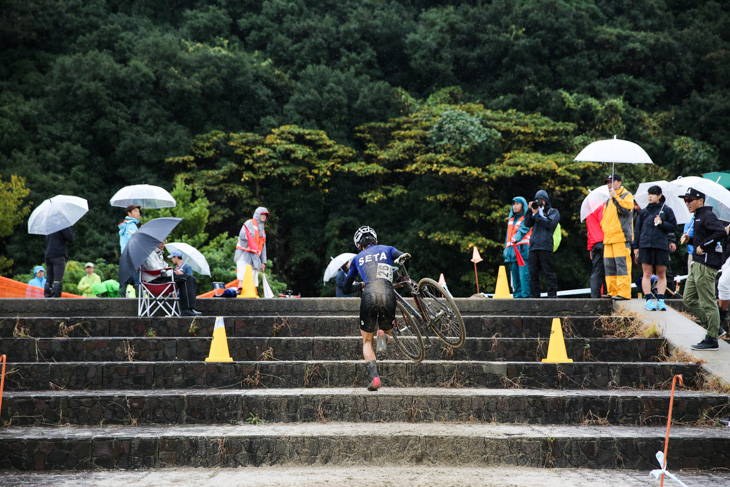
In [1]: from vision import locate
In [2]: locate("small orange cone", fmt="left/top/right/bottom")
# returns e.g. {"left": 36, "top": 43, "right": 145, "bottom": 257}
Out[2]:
{"left": 205, "top": 317, "right": 233, "bottom": 362}
{"left": 237, "top": 264, "right": 258, "bottom": 299}
{"left": 542, "top": 318, "right": 573, "bottom": 363}
{"left": 438, "top": 273, "right": 448, "bottom": 290}
{"left": 493, "top": 265, "right": 512, "bottom": 299}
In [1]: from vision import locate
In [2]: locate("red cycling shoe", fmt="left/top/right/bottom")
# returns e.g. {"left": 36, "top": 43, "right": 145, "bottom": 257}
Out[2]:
{"left": 367, "top": 377, "right": 381, "bottom": 391}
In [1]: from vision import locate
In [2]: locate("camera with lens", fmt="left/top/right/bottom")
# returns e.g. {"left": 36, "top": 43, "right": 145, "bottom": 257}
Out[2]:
{"left": 530, "top": 200, "right": 543, "bottom": 210}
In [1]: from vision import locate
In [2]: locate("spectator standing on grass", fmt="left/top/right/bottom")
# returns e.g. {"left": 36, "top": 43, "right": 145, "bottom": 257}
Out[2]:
{"left": 77, "top": 262, "right": 101, "bottom": 298}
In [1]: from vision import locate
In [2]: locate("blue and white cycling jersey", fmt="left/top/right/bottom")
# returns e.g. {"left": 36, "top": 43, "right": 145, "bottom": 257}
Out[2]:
{"left": 346, "top": 245, "right": 402, "bottom": 285}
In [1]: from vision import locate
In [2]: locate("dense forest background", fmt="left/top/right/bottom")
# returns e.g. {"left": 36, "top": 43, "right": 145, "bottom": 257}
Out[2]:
{"left": 1, "top": 0, "right": 727, "bottom": 296}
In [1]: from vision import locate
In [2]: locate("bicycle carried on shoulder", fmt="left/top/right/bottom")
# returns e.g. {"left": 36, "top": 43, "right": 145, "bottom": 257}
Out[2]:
{"left": 389, "top": 253, "right": 466, "bottom": 363}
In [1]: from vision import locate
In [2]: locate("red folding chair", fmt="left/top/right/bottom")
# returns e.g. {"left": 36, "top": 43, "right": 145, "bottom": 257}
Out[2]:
{"left": 138, "top": 269, "right": 180, "bottom": 317}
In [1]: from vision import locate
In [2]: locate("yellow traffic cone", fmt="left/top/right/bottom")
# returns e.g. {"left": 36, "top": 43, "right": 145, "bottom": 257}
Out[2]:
{"left": 238, "top": 264, "right": 258, "bottom": 299}
{"left": 493, "top": 265, "right": 512, "bottom": 299}
{"left": 205, "top": 316, "right": 233, "bottom": 362}
{"left": 542, "top": 318, "right": 573, "bottom": 363}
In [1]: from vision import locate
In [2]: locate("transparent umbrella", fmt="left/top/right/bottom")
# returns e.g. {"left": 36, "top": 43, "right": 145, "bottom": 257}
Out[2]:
{"left": 323, "top": 253, "right": 356, "bottom": 283}
{"left": 574, "top": 136, "right": 653, "bottom": 177}
{"left": 580, "top": 186, "right": 610, "bottom": 222}
{"left": 110, "top": 184, "right": 176, "bottom": 209}
{"left": 634, "top": 180, "right": 692, "bottom": 224}
{"left": 670, "top": 176, "right": 730, "bottom": 222}
{"left": 28, "top": 195, "right": 88, "bottom": 235}
{"left": 164, "top": 242, "right": 211, "bottom": 276}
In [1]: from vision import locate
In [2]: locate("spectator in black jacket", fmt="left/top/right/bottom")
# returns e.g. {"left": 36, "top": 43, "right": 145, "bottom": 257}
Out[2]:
{"left": 44, "top": 227, "right": 74, "bottom": 298}
{"left": 524, "top": 189, "right": 560, "bottom": 298}
{"left": 681, "top": 188, "right": 728, "bottom": 350}
{"left": 632, "top": 186, "right": 677, "bottom": 311}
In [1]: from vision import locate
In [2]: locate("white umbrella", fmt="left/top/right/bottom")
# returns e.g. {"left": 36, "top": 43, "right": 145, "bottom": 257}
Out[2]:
{"left": 634, "top": 180, "right": 692, "bottom": 225}
{"left": 669, "top": 176, "right": 730, "bottom": 222}
{"left": 323, "top": 253, "right": 356, "bottom": 283}
{"left": 110, "top": 184, "right": 176, "bottom": 209}
{"left": 164, "top": 242, "right": 211, "bottom": 276}
{"left": 580, "top": 186, "right": 610, "bottom": 222}
{"left": 574, "top": 136, "right": 653, "bottom": 177}
{"left": 28, "top": 195, "right": 88, "bottom": 235}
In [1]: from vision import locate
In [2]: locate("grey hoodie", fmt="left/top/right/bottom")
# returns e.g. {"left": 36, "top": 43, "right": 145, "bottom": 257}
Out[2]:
{"left": 523, "top": 190, "right": 560, "bottom": 251}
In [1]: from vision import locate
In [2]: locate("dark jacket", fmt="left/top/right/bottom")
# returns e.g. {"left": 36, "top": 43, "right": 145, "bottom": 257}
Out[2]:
{"left": 691, "top": 205, "right": 727, "bottom": 269}
{"left": 44, "top": 227, "right": 75, "bottom": 259}
{"left": 632, "top": 202, "right": 677, "bottom": 251}
{"left": 523, "top": 190, "right": 560, "bottom": 252}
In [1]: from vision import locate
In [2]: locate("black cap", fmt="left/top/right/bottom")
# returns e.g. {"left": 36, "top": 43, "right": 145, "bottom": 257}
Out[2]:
{"left": 647, "top": 185, "right": 663, "bottom": 195}
{"left": 682, "top": 187, "right": 705, "bottom": 200}
{"left": 604, "top": 174, "right": 622, "bottom": 183}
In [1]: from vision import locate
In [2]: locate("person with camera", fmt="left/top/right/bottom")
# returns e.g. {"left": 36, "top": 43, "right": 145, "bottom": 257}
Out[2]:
{"left": 523, "top": 190, "right": 560, "bottom": 298}
{"left": 601, "top": 174, "right": 634, "bottom": 300}
{"left": 632, "top": 185, "right": 677, "bottom": 311}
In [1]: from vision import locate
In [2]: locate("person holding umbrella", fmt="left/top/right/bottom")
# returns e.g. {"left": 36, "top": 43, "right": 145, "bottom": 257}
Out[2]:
{"left": 44, "top": 226, "right": 74, "bottom": 298}
{"left": 335, "top": 261, "right": 355, "bottom": 297}
{"left": 142, "top": 241, "right": 200, "bottom": 316}
{"left": 503, "top": 196, "right": 531, "bottom": 298}
{"left": 119, "top": 205, "right": 141, "bottom": 295}
{"left": 682, "top": 188, "right": 727, "bottom": 350}
{"left": 601, "top": 174, "right": 634, "bottom": 300}
{"left": 170, "top": 250, "right": 193, "bottom": 277}
{"left": 632, "top": 185, "right": 677, "bottom": 311}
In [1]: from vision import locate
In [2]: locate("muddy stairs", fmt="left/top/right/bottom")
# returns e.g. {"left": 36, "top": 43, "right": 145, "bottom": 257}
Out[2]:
{"left": 0, "top": 297, "right": 728, "bottom": 471}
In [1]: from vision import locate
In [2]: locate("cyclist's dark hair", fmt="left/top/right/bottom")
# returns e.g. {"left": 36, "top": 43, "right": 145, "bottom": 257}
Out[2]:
{"left": 354, "top": 225, "right": 377, "bottom": 249}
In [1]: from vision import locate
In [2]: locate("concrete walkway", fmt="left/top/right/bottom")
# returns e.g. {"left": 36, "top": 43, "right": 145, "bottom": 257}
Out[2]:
{"left": 3, "top": 466, "right": 730, "bottom": 487}
{"left": 618, "top": 299, "right": 730, "bottom": 384}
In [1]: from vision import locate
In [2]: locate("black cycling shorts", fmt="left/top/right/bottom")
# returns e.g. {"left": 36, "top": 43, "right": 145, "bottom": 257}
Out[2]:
{"left": 638, "top": 248, "right": 670, "bottom": 267}
{"left": 359, "top": 279, "right": 395, "bottom": 333}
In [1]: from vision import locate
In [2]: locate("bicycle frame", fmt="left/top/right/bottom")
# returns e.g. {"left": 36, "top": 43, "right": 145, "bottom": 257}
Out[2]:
{"left": 392, "top": 262, "right": 429, "bottom": 331}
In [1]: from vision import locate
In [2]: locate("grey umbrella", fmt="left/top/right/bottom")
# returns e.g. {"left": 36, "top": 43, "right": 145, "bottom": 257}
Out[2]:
{"left": 119, "top": 217, "right": 182, "bottom": 286}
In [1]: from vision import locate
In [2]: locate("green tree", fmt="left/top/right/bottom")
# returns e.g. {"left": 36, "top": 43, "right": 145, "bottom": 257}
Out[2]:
{"left": 0, "top": 174, "right": 31, "bottom": 275}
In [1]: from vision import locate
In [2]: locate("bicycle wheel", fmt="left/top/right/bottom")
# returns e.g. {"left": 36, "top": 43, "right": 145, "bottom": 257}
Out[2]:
{"left": 392, "top": 299, "right": 425, "bottom": 363}
{"left": 417, "top": 278, "right": 466, "bottom": 348}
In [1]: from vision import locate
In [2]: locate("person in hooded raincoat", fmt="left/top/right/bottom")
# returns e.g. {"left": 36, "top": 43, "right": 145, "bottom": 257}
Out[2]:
{"left": 26, "top": 265, "right": 46, "bottom": 298}
{"left": 503, "top": 196, "right": 532, "bottom": 298}
{"left": 234, "top": 207, "right": 269, "bottom": 291}
{"left": 523, "top": 189, "right": 560, "bottom": 298}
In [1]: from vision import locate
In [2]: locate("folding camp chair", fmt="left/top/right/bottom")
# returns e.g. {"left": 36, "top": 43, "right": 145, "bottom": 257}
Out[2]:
{"left": 138, "top": 268, "right": 180, "bottom": 317}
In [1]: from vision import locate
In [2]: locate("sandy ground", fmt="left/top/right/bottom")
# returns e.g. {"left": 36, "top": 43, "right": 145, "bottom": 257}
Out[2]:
{"left": 3, "top": 466, "right": 730, "bottom": 487}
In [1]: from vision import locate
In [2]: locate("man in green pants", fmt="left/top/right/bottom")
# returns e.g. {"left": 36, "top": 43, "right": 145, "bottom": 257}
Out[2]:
{"left": 681, "top": 188, "right": 727, "bottom": 350}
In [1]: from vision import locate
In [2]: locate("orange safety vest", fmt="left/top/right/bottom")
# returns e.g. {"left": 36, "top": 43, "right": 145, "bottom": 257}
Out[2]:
{"left": 506, "top": 214, "right": 532, "bottom": 247}
{"left": 236, "top": 219, "right": 266, "bottom": 255}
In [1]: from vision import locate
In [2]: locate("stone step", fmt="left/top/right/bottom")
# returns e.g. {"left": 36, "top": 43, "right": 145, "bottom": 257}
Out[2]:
{"left": 0, "top": 337, "right": 666, "bottom": 363}
{"left": 3, "top": 360, "right": 698, "bottom": 391}
{"left": 3, "top": 388, "right": 727, "bottom": 427}
{"left": 0, "top": 297, "right": 615, "bottom": 318}
{"left": 1, "top": 315, "right": 632, "bottom": 339}
{"left": 0, "top": 423, "right": 727, "bottom": 470}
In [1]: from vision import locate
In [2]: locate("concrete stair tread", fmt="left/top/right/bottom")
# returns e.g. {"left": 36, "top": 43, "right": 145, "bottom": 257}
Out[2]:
{"left": 3, "top": 422, "right": 729, "bottom": 440}
{"left": 6, "top": 387, "right": 723, "bottom": 398}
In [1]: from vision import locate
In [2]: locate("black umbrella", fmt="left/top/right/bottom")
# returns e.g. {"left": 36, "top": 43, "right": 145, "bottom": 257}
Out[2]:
{"left": 119, "top": 217, "right": 182, "bottom": 286}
